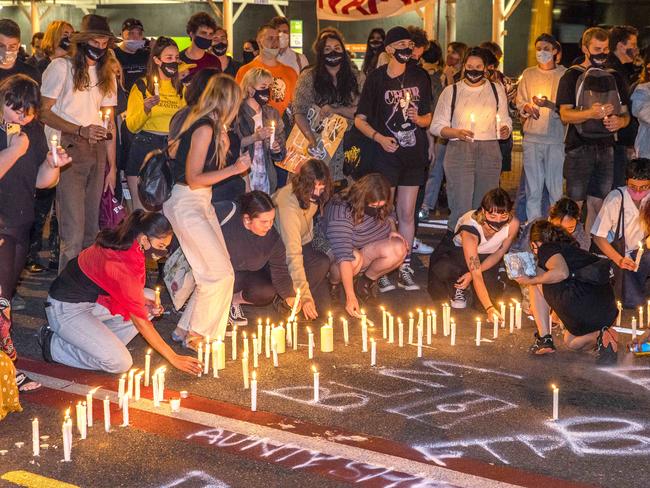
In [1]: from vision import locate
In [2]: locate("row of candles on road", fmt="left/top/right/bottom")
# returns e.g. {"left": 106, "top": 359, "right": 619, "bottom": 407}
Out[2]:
{"left": 617, "top": 300, "right": 650, "bottom": 335}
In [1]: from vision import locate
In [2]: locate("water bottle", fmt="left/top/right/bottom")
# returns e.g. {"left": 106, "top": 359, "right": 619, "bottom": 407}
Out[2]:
{"left": 628, "top": 342, "right": 650, "bottom": 356}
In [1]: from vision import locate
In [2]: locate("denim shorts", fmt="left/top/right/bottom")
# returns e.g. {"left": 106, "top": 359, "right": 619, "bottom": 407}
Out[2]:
{"left": 563, "top": 145, "right": 614, "bottom": 200}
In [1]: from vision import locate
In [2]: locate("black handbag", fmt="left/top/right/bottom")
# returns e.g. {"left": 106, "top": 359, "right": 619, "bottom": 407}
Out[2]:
{"left": 572, "top": 257, "right": 612, "bottom": 285}
{"left": 342, "top": 125, "right": 376, "bottom": 179}
{"left": 137, "top": 146, "right": 175, "bottom": 211}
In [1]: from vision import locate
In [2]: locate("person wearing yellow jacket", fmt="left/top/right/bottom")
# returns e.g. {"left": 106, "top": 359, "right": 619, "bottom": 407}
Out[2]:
{"left": 126, "top": 36, "right": 185, "bottom": 209}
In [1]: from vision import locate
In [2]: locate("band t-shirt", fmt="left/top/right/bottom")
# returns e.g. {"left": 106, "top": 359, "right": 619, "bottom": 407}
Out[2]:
{"left": 356, "top": 64, "right": 432, "bottom": 166}
{"left": 114, "top": 46, "right": 149, "bottom": 113}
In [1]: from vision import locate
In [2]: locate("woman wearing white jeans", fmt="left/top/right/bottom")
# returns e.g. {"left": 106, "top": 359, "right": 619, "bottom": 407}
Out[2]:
{"left": 164, "top": 74, "right": 250, "bottom": 349}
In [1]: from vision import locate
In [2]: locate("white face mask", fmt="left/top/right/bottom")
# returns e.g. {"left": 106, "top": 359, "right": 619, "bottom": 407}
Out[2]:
{"left": 278, "top": 32, "right": 289, "bottom": 49}
{"left": 536, "top": 50, "right": 554, "bottom": 65}
{"left": 124, "top": 39, "right": 146, "bottom": 51}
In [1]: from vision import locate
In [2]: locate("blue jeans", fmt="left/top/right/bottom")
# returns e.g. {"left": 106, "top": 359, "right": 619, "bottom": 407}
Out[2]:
{"left": 423, "top": 141, "right": 446, "bottom": 210}
{"left": 514, "top": 167, "right": 551, "bottom": 223}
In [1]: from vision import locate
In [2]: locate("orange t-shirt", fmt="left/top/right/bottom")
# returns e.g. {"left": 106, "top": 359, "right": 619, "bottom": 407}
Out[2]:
{"left": 236, "top": 58, "right": 298, "bottom": 117}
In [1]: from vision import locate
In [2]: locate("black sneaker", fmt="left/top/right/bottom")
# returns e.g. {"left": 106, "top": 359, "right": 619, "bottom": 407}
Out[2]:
{"left": 354, "top": 274, "right": 377, "bottom": 303}
{"left": 397, "top": 264, "right": 420, "bottom": 291}
{"left": 529, "top": 333, "right": 556, "bottom": 355}
{"left": 596, "top": 327, "right": 618, "bottom": 365}
{"left": 229, "top": 303, "right": 248, "bottom": 326}
{"left": 37, "top": 324, "right": 54, "bottom": 363}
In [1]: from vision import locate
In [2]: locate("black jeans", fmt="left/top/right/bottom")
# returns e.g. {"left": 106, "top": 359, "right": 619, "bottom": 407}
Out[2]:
{"left": 0, "top": 224, "right": 31, "bottom": 302}
{"left": 302, "top": 243, "right": 331, "bottom": 313}
{"left": 28, "top": 188, "right": 59, "bottom": 264}
{"left": 234, "top": 268, "right": 278, "bottom": 306}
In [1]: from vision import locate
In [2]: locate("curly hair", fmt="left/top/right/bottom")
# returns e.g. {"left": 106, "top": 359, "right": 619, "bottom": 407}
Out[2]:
{"left": 312, "top": 30, "right": 359, "bottom": 107}
{"left": 338, "top": 173, "right": 392, "bottom": 224}
{"left": 291, "top": 158, "right": 332, "bottom": 210}
{"left": 529, "top": 220, "right": 577, "bottom": 247}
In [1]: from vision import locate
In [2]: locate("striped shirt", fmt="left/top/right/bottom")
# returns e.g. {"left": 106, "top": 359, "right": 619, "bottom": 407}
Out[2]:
{"left": 324, "top": 199, "right": 392, "bottom": 263}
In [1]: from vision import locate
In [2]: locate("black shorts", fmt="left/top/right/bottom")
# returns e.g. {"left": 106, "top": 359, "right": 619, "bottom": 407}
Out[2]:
{"left": 372, "top": 151, "right": 429, "bottom": 187}
{"left": 563, "top": 145, "right": 614, "bottom": 201}
{"left": 125, "top": 132, "right": 168, "bottom": 177}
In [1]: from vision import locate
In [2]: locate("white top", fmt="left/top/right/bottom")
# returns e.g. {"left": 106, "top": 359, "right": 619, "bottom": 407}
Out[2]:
{"left": 41, "top": 57, "right": 117, "bottom": 128}
{"left": 453, "top": 210, "right": 510, "bottom": 254}
{"left": 515, "top": 65, "right": 566, "bottom": 144}
{"left": 277, "top": 48, "right": 308, "bottom": 75}
{"left": 591, "top": 187, "right": 650, "bottom": 254}
{"left": 429, "top": 80, "right": 512, "bottom": 141}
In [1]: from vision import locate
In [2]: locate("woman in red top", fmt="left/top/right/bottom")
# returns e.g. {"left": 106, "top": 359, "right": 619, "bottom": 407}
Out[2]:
{"left": 41, "top": 210, "right": 201, "bottom": 375}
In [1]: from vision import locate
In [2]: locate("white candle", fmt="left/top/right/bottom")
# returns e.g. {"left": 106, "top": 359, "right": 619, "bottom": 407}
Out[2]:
{"left": 616, "top": 301, "right": 622, "bottom": 327}
{"left": 144, "top": 349, "right": 151, "bottom": 386}
{"left": 450, "top": 320, "right": 456, "bottom": 346}
{"left": 152, "top": 372, "right": 159, "bottom": 407}
{"left": 252, "top": 336, "right": 259, "bottom": 368}
{"left": 496, "top": 114, "right": 501, "bottom": 140}
{"left": 158, "top": 367, "right": 166, "bottom": 402}
{"left": 32, "top": 418, "right": 39, "bottom": 457}
{"left": 312, "top": 366, "right": 319, "bottom": 403}
{"left": 293, "top": 320, "right": 298, "bottom": 350}
{"left": 154, "top": 286, "right": 161, "bottom": 307}
{"left": 122, "top": 394, "right": 129, "bottom": 427}
{"left": 328, "top": 311, "right": 333, "bottom": 327}
{"left": 388, "top": 313, "right": 395, "bottom": 343}
{"left": 62, "top": 413, "right": 72, "bottom": 462}
{"left": 426, "top": 310, "right": 432, "bottom": 344}
{"left": 272, "top": 342, "right": 279, "bottom": 368}
{"left": 243, "top": 331, "right": 249, "bottom": 357}
{"left": 635, "top": 241, "right": 644, "bottom": 271}
{"left": 289, "top": 289, "right": 300, "bottom": 323}
{"left": 342, "top": 317, "right": 349, "bottom": 346}
{"left": 552, "top": 385, "right": 559, "bottom": 421}
{"left": 469, "top": 112, "right": 476, "bottom": 134}
{"left": 321, "top": 324, "right": 334, "bottom": 352}
{"left": 307, "top": 327, "right": 314, "bottom": 359}
{"left": 381, "top": 306, "right": 387, "bottom": 339}
{"left": 118, "top": 374, "right": 126, "bottom": 409}
{"left": 86, "top": 387, "right": 98, "bottom": 427}
{"left": 398, "top": 318, "right": 404, "bottom": 347}
{"left": 632, "top": 316, "right": 638, "bottom": 337}
{"left": 361, "top": 318, "right": 368, "bottom": 352}
{"left": 103, "top": 396, "right": 110, "bottom": 433}
{"left": 251, "top": 371, "right": 258, "bottom": 411}
{"left": 273, "top": 324, "right": 286, "bottom": 354}
{"left": 417, "top": 326, "right": 423, "bottom": 358}
{"left": 514, "top": 300, "right": 522, "bottom": 329}
{"left": 50, "top": 134, "right": 58, "bottom": 166}
{"left": 286, "top": 317, "right": 293, "bottom": 347}
{"left": 214, "top": 338, "right": 226, "bottom": 372}
{"left": 417, "top": 308, "right": 424, "bottom": 329}
{"left": 232, "top": 326, "right": 238, "bottom": 360}
{"left": 257, "top": 319, "right": 263, "bottom": 353}
{"left": 408, "top": 312, "right": 414, "bottom": 345}
{"left": 270, "top": 120, "right": 276, "bottom": 146}
{"left": 79, "top": 402, "right": 87, "bottom": 439}
{"left": 242, "top": 353, "right": 249, "bottom": 389}
{"left": 127, "top": 369, "right": 135, "bottom": 399}
{"left": 500, "top": 302, "right": 506, "bottom": 328}
{"left": 509, "top": 304, "right": 515, "bottom": 334}
{"left": 265, "top": 324, "right": 271, "bottom": 358}
{"left": 475, "top": 318, "right": 482, "bottom": 346}
{"left": 197, "top": 342, "right": 203, "bottom": 376}
{"left": 101, "top": 109, "right": 111, "bottom": 130}
{"left": 370, "top": 338, "right": 377, "bottom": 366}
{"left": 153, "top": 76, "right": 159, "bottom": 96}
{"left": 493, "top": 312, "right": 499, "bottom": 339}
{"left": 640, "top": 307, "right": 644, "bottom": 331}
{"left": 432, "top": 310, "right": 437, "bottom": 337}
{"left": 170, "top": 398, "right": 181, "bottom": 413}
{"left": 135, "top": 373, "right": 142, "bottom": 401}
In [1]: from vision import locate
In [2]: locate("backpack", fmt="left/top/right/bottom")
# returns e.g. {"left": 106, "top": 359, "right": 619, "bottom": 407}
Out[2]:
{"left": 573, "top": 65, "right": 622, "bottom": 139}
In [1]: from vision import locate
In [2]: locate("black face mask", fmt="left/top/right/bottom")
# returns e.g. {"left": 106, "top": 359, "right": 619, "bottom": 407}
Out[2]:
{"left": 194, "top": 35, "right": 213, "bottom": 50}
{"left": 364, "top": 206, "right": 384, "bottom": 218}
{"left": 393, "top": 47, "right": 413, "bottom": 64}
{"left": 160, "top": 61, "right": 178, "bottom": 78}
{"left": 84, "top": 43, "right": 107, "bottom": 61}
{"left": 485, "top": 219, "right": 509, "bottom": 232}
{"left": 465, "top": 69, "right": 485, "bottom": 83}
{"left": 242, "top": 51, "right": 255, "bottom": 64}
{"left": 309, "top": 193, "right": 321, "bottom": 203}
{"left": 253, "top": 88, "right": 270, "bottom": 106}
{"left": 589, "top": 52, "right": 608, "bottom": 67}
{"left": 368, "top": 40, "right": 383, "bottom": 50}
{"left": 59, "top": 37, "right": 71, "bottom": 51}
{"left": 212, "top": 42, "right": 228, "bottom": 56}
{"left": 324, "top": 52, "right": 344, "bottom": 67}
{"left": 144, "top": 243, "right": 169, "bottom": 261}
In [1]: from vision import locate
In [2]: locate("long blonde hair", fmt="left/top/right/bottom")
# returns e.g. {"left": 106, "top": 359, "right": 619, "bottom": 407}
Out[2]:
{"left": 178, "top": 73, "right": 242, "bottom": 170}
{"left": 41, "top": 20, "right": 74, "bottom": 58}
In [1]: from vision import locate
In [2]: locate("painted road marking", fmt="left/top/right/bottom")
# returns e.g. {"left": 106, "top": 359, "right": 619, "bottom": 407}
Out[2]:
{"left": 1, "top": 470, "right": 80, "bottom": 488}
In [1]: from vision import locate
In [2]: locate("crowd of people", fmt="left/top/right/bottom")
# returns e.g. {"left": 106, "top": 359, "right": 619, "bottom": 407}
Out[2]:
{"left": 0, "top": 10, "right": 650, "bottom": 411}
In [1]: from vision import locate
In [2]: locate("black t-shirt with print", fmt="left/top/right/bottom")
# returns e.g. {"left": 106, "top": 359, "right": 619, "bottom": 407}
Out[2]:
{"left": 556, "top": 65, "right": 630, "bottom": 152}
{"left": 356, "top": 64, "right": 432, "bottom": 165}
{"left": 0, "top": 60, "right": 41, "bottom": 84}
{"left": 114, "top": 47, "right": 150, "bottom": 113}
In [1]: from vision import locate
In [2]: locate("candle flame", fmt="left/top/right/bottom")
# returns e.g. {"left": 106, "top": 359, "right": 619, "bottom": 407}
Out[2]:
{"left": 252, "top": 370, "right": 257, "bottom": 380}
{"left": 252, "top": 333, "right": 256, "bottom": 339}
{"left": 147, "top": 349, "right": 152, "bottom": 355}
{"left": 121, "top": 373, "right": 126, "bottom": 379}
{"left": 306, "top": 327, "right": 312, "bottom": 334}
{"left": 243, "top": 331, "right": 247, "bottom": 338}
{"left": 409, "top": 312, "right": 413, "bottom": 318}
{"left": 380, "top": 305, "right": 385, "bottom": 311}
{"left": 89, "top": 387, "right": 99, "bottom": 395}
{"left": 361, "top": 309, "right": 366, "bottom": 315}
{"left": 551, "top": 384, "right": 558, "bottom": 390}
{"left": 311, "top": 365, "right": 318, "bottom": 374}
{"left": 153, "top": 76, "right": 158, "bottom": 83}
{"left": 258, "top": 318, "right": 262, "bottom": 325}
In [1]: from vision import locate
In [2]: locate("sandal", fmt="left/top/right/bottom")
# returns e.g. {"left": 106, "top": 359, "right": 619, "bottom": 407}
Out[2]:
{"left": 15, "top": 372, "right": 42, "bottom": 392}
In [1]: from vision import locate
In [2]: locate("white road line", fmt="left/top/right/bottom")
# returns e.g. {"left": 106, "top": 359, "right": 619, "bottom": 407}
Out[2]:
{"left": 27, "top": 371, "right": 521, "bottom": 488}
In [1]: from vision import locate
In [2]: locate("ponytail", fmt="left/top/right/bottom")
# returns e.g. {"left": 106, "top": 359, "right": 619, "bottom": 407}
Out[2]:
{"left": 95, "top": 210, "right": 173, "bottom": 250}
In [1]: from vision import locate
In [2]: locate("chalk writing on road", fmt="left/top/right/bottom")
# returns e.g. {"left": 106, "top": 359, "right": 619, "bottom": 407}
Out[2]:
{"left": 599, "top": 366, "right": 650, "bottom": 393}
{"left": 156, "top": 470, "right": 230, "bottom": 488}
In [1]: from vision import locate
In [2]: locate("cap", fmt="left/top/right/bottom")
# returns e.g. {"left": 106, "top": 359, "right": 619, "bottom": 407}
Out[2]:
{"left": 122, "top": 18, "right": 144, "bottom": 32}
{"left": 385, "top": 26, "right": 411, "bottom": 47}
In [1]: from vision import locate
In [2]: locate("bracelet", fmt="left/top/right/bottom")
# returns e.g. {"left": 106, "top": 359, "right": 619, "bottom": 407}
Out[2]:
{"left": 371, "top": 131, "right": 377, "bottom": 141}
{"left": 486, "top": 305, "right": 495, "bottom": 312}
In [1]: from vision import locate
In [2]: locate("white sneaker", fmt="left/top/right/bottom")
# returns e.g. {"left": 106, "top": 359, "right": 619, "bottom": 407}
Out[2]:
{"left": 397, "top": 264, "right": 420, "bottom": 291}
{"left": 450, "top": 288, "right": 467, "bottom": 308}
{"left": 229, "top": 303, "right": 248, "bottom": 326}
{"left": 412, "top": 238, "right": 434, "bottom": 255}
{"left": 378, "top": 275, "right": 396, "bottom": 293}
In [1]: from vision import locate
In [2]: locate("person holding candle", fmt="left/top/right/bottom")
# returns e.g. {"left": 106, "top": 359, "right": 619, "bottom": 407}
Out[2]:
{"left": 125, "top": 36, "right": 185, "bottom": 210}
{"left": 516, "top": 220, "right": 619, "bottom": 364}
{"left": 516, "top": 33, "right": 567, "bottom": 222}
{"left": 40, "top": 210, "right": 202, "bottom": 375}
{"left": 427, "top": 188, "right": 518, "bottom": 315}
{"left": 39, "top": 14, "right": 119, "bottom": 273}
{"left": 323, "top": 174, "right": 408, "bottom": 317}
{"left": 212, "top": 191, "right": 297, "bottom": 327}
{"left": 237, "top": 67, "right": 285, "bottom": 194}
{"left": 272, "top": 159, "right": 332, "bottom": 320}
{"left": 592, "top": 158, "right": 650, "bottom": 309}
{"left": 178, "top": 12, "right": 221, "bottom": 81}
{"left": 354, "top": 26, "right": 433, "bottom": 292}
{"left": 430, "top": 46, "right": 512, "bottom": 231}
{"left": 293, "top": 29, "right": 361, "bottom": 182}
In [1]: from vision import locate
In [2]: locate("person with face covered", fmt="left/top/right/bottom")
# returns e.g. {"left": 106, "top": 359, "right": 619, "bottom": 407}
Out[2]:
{"left": 427, "top": 189, "right": 518, "bottom": 315}
{"left": 592, "top": 158, "right": 650, "bottom": 309}
{"left": 355, "top": 26, "right": 433, "bottom": 292}
{"left": 293, "top": 29, "right": 361, "bottom": 182}
{"left": 557, "top": 27, "right": 631, "bottom": 244}
{"left": 631, "top": 51, "right": 650, "bottom": 160}
{"left": 0, "top": 20, "right": 40, "bottom": 84}
{"left": 40, "top": 14, "right": 119, "bottom": 273}
{"left": 241, "top": 39, "right": 259, "bottom": 66}
{"left": 40, "top": 210, "right": 202, "bottom": 375}
{"left": 272, "top": 159, "right": 332, "bottom": 320}
{"left": 270, "top": 16, "right": 308, "bottom": 75}
{"left": 211, "top": 27, "right": 241, "bottom": 78}
{"left": 430, "top": 47, "right": 512, "bottom": 232}
{"left": 179, "top": 12, "right": 221, "bottom": 80}
{"left": 114, "top": 19, "right": 149, "bottom": 96}
{"left": 125, "top": 36, "right": 185, "bottom": 210}
{"left": 442, "top": 42, "right": 467, "bottom": 87}
{"left": 361, "top": 28, "right": 384, "bottom": 76}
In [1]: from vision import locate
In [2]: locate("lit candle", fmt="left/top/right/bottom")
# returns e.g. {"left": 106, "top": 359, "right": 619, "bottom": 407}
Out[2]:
{"left": 432, "top": 310, "right": 437, "bottom": 337}
{"left": 417, "top": 325, "right": 423, "bottom": 358}
{"left": 341, "top": 317, "right": 349, "bottom": 346}
{"left": 118, "top": 374, "right": 126, "bottom": 409}
{"left": 153, "top": 75, "right": 159, "bottom": 96}
{"left": 312, "top": 365, "right": 320, "bottom": 403}
{"left": 251, "top": 371, "right": 258, "bottom": 412}
{"left": 496, "top": 114, "right": 501, "bottom": 140}
{"left": 32, "top": 418, "right": 39, "bottom": 457}
{"left": 152, "top": 371, "right": 160, "bottom": 407}
{"left": 404, "top": 91, "right": 411, "bottom": 105}
{"left": 265, "top": 323, "right": 271, "bottom": 358}
{"left": 635, "top": 241, "right": 644, "bottom": 271}
{"left": 50, "top": 134, "right": 58, "bottom": 166}
{"left": 286, "top": 317, "right": 293, "bottom": 347}
{"left": 443, "top": 304, "right": 450, "bottom": 336}
{"left": 62, "top": 412, "right": 72, "bottom": 462}
{"left": 616, "top": 301, "right": 622, "bottom": 327}
{"left": 122, "top": 393, "right": 129, "bottom": 427}
{"left": 215, "top": 338, "right": 226, "bottom": 371}
{"left": 289, "top": 288, "right": 300, "bottom": 322}
{"left": 552, "top": 385, "right": 559, "bottom": 421}
{"left": 640, "top": 307, "right": 644, "bottom": 331}
{"left": 469, "top": 112, "right": 476, "bottom": 134}
{"left": 632, "top": 316, "right": 638, "bottom": 337}
{"left": 101, "top": 109, "right": 110, "bottom": 130}
{"left": 418, "top": 308, "right": 424, "bottom": 330}
{"left": 232, "top": 326, "right": 238, "bottom": 360}
{"left": 307, "top": 327, "right": 314, "bottom": 359}
{"left": 273, "top": 324, "right": 286, "bottom": 354}
{"left": 197, "top": 342, "right": 203, "bottom": 376}
{"left": 509, "top": 303, "right": 515, "bottom": 334}
{"left": 86, "top": 387, "right": 98, "bottom": 427}
{"left": 79, "top": 402, "right": 87, "bottom": 439}
{"left": 398, "top": 318, "right": 404, "bottom": 348}
{"left": 475, "top": 317, "right": 482, "bottom": 346}
{"left": 170, "top": 398, "right": 181, "bottom": 412}
{"left": 361, "top": 317, "right": 368, "bottom": 352}
{"left": 500, "top": 302, "right": 506, "bottom": 328}
{"left": 370, "top": 338, "right": 377, "bottom": 366}
{"left": 514, "top": 300, "right": 522, "bottom": 329}
{"left": 426, "top": 310, "right": 432, "bottom": 344}
{"left": 450, "top": 319, "right": 456, "bottom": 346}
{"left": 252, "top": 335, "right": 259, "bottom": 368}
{"left": 293, "top": 320, "right": 298, "bottom": 350}
{"left": 243, "top": 331, "right": 249, "bottom": 357}
{"left": 328, "top": 311, "right": 333, "bottom": 327}
{"left": 134, "top": 372, "right": 142, "bottom": 401}
{"left": 257, "top": 319, "right": 263, "bottom": 353}
{"left": 154, "top": 286, "right": 161, "bottom": 308}
{"left": 158, "top": 367, "right": 166, "bottom": 402}
{"left": 242, "top": 353, "right": 249, "bottom": 389}
{"left": 493, "top": 312, "right": 499, "bottom": 339}
{"left": 203, "top": 337, "right": 211, "bottom": 376}
{"left": 381, "top": 306, "right": 387, "bottom": 339}
{"left": 127, "top": 369, "right": 135, "bottom": 399}
{"left": 388, "top": 312, "right": 395, "bottom": 343}
{"left": 408, "top": 312, "right": 414, "bottom": 345}
{"left": 270, "top": 120, "right": 276, "bottom": 146}
{"left": 144, "top": 349, "right": 151, "bottom": 386}
{"left": 320, "top": 324, "right": 334, "bottom": 352}
{"left": 103, "top": 396, "right": 110, "bottom": 433}
{"left": 272, "top": 339, "right": 279, "bottom": 367}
